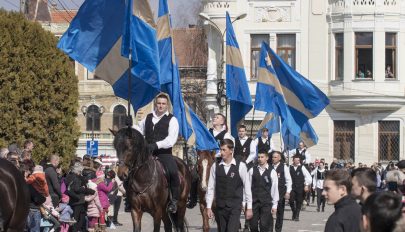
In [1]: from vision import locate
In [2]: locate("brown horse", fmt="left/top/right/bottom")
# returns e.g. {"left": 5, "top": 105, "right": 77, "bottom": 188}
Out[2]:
{"left": 111, "top": 127, "right": 191, "bottom": 232}
{"left": 0, "top": 159, "right": 29, "bottom": 232}
{"left": 196, "top": 150, "right": 216, "bottom": 232}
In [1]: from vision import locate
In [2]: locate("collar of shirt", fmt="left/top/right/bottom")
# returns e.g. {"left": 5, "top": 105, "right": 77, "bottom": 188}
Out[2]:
{"left": 273, "top": 162, "right": 280, "bottom": 169}
{"left": 212, "top": 126, "right": 226, "bottom": 135}
{"left": 152, "top": 110, "right": 169, "bottom": 120}
{"left": 257, "top": 164, "right": 269, "bottom": 172}
{"left": 261, "top": 137, "right": 268, "bottom": 142}
{"left": 239, "top": 136, "right": 248, "bottom": 141}
{"left": 219, "top": 158, "right": 236, "bottom": 167}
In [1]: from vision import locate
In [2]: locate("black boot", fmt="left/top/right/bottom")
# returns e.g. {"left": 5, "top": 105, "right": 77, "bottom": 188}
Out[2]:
{"left": 187, "top": 173, "right": 198, "bottom": 209}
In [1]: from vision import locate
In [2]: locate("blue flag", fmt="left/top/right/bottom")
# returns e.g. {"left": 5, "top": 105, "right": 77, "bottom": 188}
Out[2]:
{"left": 256, "top": 113, "right": 280, "bottom": 138}
{"left": 157, "top": 0, "right": 218, "bottom": 150}
{"left": 282, "top": 121, "right": 318, "bottom": 150}
{"left": 267, "top": 43, "right": 330, "bottom": 126}
{"left": 255, "top": 42, "right": 301, "bottom": 139}
{"left": 225, "top": 11, "right": 252, "bottom": 137}
{"left": 57, "top": 0, "right": 160, "bottom": 111}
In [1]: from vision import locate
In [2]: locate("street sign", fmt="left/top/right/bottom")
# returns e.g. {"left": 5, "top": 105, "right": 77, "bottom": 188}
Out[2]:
{"left": 86, "top": 140, "right": 98, "bottom": 157}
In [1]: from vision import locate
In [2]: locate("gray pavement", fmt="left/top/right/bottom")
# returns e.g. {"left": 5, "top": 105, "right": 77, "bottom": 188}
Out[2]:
{"left": 107, "top": 200, "right": 333, "bottom": 232}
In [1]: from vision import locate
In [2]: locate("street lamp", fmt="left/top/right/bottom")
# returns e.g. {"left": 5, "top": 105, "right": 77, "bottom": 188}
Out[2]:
{"left": 81, "top": 105, "right": 105, "bottom": 142}
{"left": 199, "top": 12, "right": 247, "bottom": 112}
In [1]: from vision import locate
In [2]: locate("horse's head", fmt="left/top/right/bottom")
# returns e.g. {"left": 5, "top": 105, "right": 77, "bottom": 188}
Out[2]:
{"left": 110, "top": 127, "right": 149, "bottom": 180}
{"left": 197, "top": 150, "right": 216, "bottom": 191}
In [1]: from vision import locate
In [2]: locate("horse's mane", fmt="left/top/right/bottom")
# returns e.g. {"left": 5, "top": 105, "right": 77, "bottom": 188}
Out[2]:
{"left": 114, "top": 127, "right": 150, "bottom": 167}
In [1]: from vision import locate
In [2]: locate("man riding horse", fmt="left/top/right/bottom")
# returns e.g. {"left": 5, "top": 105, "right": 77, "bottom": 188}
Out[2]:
{"left": 137, "top": 93, "right": 180, "bottom": 213}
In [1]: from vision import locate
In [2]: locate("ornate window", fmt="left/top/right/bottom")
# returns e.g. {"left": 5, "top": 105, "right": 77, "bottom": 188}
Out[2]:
{"left": 86, "top": 105, "right": 102, "bottom": 131}
{"left": 113, "top": 105, "right": 127, "bottom": 130}
{"left": 378, "top": 121, "right": 399, "bottom": 161}
{"left": 335, "top": 33, "right": 344, "bottom": 80}
{"left": 385, "top": 33, "right": 396, "bottom": 79}
{"left": 355, "top": 32, "right": 373, "bottom": 79}
{"left": 334, "top": 120, "right": 355, "bottom": 162}
{"left": 250, "top": 34, "right": 269, "bottom": 80}
{"left": 277, "top": 34, "right": 296, "bottom": 69}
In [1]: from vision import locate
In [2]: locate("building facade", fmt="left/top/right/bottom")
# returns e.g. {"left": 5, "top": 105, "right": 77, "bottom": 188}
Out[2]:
{"left": 201, "top": 0, "right": 405, "bottom": 164}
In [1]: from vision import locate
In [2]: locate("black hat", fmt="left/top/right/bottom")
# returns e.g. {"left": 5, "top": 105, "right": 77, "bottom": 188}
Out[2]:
{"left": 396, "top": 160, "right": 405, "bottom": 169}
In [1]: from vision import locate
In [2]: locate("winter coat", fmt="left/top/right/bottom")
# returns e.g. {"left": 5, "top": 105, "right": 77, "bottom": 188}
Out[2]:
{"left": 44, "top": 163, "right": 62, "bottom": 201}
{"left": 65, "top": 173, "right": 95, "bottom": 206}
{"left": 59, "top": 203, "right": 73, "bottom": 221}
{"left": 324, "top": 195, "right": 361, "bottom": 232}
{"left": 26, "top": 172, "right": 49, "bottom": 197}
{"left": 28, "top": 183, "right": 46, "bottom": 209}
{"left": 85, "top": 181, "right": 103, "bottom": 217}
{"left": 96, "top": 179, "right": 114, "bottom": 209}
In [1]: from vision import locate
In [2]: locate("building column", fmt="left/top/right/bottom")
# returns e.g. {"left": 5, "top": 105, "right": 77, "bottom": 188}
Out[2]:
{"left": 343, "top": 16, "right": 354, "bottom": 82}
{"left": 374, "top": 11, "right": 385, "bottom": 82}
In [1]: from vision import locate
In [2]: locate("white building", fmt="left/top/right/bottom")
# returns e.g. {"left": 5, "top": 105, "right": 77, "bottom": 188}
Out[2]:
{"left": 201, "top": 0, "right": 405, "bottom": 165}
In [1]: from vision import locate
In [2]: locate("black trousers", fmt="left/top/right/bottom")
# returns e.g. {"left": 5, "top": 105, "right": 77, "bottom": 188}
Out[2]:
{"left": 72, "top": 204, "right": 86, "bottom": 232}
{"left": 189, "top": 166, "right": 199, "bottom": 203}
{"left": 274, "top": 196, "right": 285, "bottom": 232}
{"left": 289, "top": 188, "right": 304, "bottom": 219}
{"left": 250, "top": 202, "right": 273, "bottom": 232}
{"left": 158, "top": 154, "right": 180, "bottom": 200}
{"left": 214, "top": 206, "right": 242, "bottom": 232}
{"left": 316, "top": 188, "right": 326, "bottom": 210}
{"left": 113, "top": 196, "right": 122, "bottom": 222}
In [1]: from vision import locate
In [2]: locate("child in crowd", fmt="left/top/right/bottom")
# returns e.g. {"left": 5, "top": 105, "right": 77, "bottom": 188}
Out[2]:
{"left": 86, "top": 175, "right": 103, "bottom": 232}
{"left": 59, "top": 194, "right": 74, "bottom": 232}
{"left": 95, "top": 170, "right": 115, "bottom": 230}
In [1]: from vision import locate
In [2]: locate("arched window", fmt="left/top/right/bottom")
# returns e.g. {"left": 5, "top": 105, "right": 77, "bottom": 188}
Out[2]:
{"left": 113, "top": 105, "right": 127, "bottom": 130}
{"left": 86, "top": 105, "right": 101, "bottom": 131}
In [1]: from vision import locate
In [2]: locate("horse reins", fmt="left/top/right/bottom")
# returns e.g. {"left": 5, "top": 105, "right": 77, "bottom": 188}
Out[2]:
{"left": 128, "top": 157, "right": 158, "bottom": 198}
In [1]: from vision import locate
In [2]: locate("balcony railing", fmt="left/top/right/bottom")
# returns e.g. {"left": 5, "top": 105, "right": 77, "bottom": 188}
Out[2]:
{"left": 202, "top": 0, "right": 237, "bottom": 13}
{"left": 80, "top": 132, "right": 113, "bottom": 140}
{"left": 330, "top": 0, "right": 399, "bottom": 14}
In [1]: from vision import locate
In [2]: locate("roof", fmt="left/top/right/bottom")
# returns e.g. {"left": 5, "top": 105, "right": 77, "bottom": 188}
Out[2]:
{"left": 50, "top": 9, "right": 77, "bottom": 24}
{"left": 173, "top": 28, "right": 208, "bottom": 68}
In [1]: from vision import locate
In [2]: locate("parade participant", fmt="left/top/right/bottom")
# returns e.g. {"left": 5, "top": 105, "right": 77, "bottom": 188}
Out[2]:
{"left": 209, "top": 113, "right": 234, "bottom": 156}
{"left": 138, "top": 93, "right": 180, "bottom": 213}
{"left": 351, "top": 168, "right": 376, "bottom": 205}
{"left": 312, "top": 161, "right": 326, "bottom": 212}
{"left": 234, "top": 124, "right": 256, "bottom": 169}
{"left": 289, "top": 155, "right": 312, "bottom": 221}
{"left": 360, "top": 191, "right": 402, "bottom": 232}
{"left": 289, "top": 141, "right": 312, "bottom": 164}
{"left": 206, "top": 139, "right": 253, "bottom": 232}
{"left": 254, "top": 128, "right": 275, "bottom": 154}
{"left": 270, "top": 150, "right": 292, "bottom": 232}
{"left": 248, "top": 152, "right": 279, "bottom": 232}
{"left": 323, "top": 169, "right": 361, "bottom": 232}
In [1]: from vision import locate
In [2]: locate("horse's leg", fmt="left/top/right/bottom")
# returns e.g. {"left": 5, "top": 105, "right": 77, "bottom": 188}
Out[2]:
{"left": 199, "top": 202, "right": 209, "bottom": 232}
{"left": 131, "top": 208, "right": 143, "bottom": 232}
{"left": 152, "top": 209, "right": 163, "bottom": 232}
{"left": 162, "top": 212, "right": 173, "bottom": 232}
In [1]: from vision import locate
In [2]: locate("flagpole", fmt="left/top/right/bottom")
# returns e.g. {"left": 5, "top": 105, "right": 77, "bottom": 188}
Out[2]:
{"left": 127, "top": 51, "right": 133, "bottom": 127}
{"left": 250, "top": 108, "right": 255, "bottom": 137}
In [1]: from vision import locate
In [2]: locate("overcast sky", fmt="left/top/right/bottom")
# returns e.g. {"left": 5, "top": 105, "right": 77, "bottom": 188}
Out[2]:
{"left": 0, "top": 0, "right": 202, "bottom": 28}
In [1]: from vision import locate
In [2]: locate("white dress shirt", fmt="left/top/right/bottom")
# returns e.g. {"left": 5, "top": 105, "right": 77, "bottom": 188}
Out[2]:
{"left": 237, "top": 136, "right": 257, "bottom": 164}
{"left": 206, "top": 158, "right": 252, "bottom": 209}
{"left": 312, "top": 167, "right": 326, "bottom": 189}
{"left": 248, "top": 164, "right": 279, "bottom": 209}
{"left": 291, "top": 165, "right": 313, "bottom": 186}
{"left": 211, "top": 127, "right": 234, "bottom": 157}
{"left": 253, "top": 137, "right": 275, "bottom": 153}
{"left": 272, "top": 162, "right": 292, "bottom": 194}
{"left": 288, "top": 148, "right": 312, "bottom": 164}
{"left": 138, "top": 111, "right": 179, "bottom": 149}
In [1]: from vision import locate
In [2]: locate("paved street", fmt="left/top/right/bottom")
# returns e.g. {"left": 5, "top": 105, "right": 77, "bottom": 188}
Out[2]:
{"left": 108, "top": 200, "right": 333, "bottom": 232}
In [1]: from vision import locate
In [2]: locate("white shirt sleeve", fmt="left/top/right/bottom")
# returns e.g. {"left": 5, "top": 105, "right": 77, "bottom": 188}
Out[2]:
{"left": 312, "top": 168, "right": 317, "bottom": 187}
{"left": 304, "top": 151, "right": 311, "bottom": 164}
{"left": 137, "top": 118, "right": 146, "bottom": 136}
{"left": 269, "top": 138, "right": 275, "bottom": 153}
{"left": 240, "top": 162, "right": 252, "bottom": 209}
{"left": 270, "top": 169, "right": 279, "bottom": 209}
{"left": 284, "top": 165, "right": 292, "bottom": 193}
{"left": 206, "top": 164, "right": 217, "bottom": 209}
{"left": 224, "top": 132, "right": 235, "bottom": 144}
{"left": 302, "top": 166, "right": 313, "bottom": 186}
{"left": 246, "top": 140, "right": 257, "bottom": 164}
{"left": 156, "top": 117, "right": 179, "bottom": 149}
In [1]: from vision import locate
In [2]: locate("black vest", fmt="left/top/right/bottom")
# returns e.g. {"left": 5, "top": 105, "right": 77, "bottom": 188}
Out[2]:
{"left": 209, "top": 128, "right": 227, "bottom": 146}
{"left": 144, "top": 113, "right": 173, "bottom": 156}
{"left": 252, "top": 166, "right": 273, "bottom": 204}
{"left": 273, "top": 163, "right": 287, "bottom": 197}
{"left": 234, "top": 138, "right": 252, "bottom": 162}
{"left": 215, "top": 161, "right": 243, "bottom": 208}
{"left": 290, "top": 165, "right": 305, "bottom": 190}
{"left": 296, "top": 148, "right": 306, "bottom": 163}
{"left": 317, "top": 169, "right": 325, "bottom": 180}
{"left": 257, "top": 137, "right": 271, "bottom": 154}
